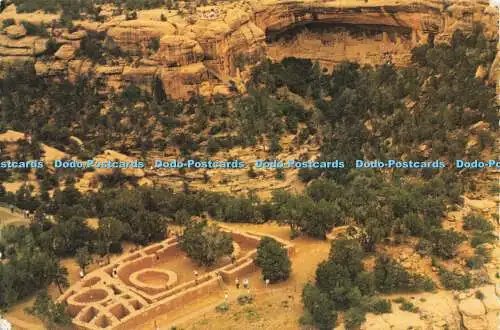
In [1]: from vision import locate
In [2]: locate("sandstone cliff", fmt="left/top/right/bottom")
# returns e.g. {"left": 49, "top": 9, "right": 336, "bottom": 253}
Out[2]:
{"left": 0, "top": 0, "right": 497, "bottom": 99}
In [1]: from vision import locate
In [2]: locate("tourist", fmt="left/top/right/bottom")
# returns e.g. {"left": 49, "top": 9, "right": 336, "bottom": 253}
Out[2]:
{"left": 80, "top": 269, "right": 85, "bottom": 279}
{"left": 265, "top": 278, "right": 270, "bottom": 288}
{"left": 243, "top": 278, "right": 249, "bottom": 289}
{"left": 194, "top": 270, "right": 198, "bottom": 284}
{"left": 9, "top": 205, "right": 13, "bottom": 214}
{"left": 235, "top": 278, "right": 240, "bottom": 289}
{"left": 154, "top": 320, "right": 159, "bottom": 330}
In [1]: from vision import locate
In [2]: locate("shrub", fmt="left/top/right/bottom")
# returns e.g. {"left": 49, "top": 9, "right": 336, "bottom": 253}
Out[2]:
{"left": 439, "top": 269, "right": 472, "bottom": 290}
{"left": 149, "top": 37, "right": 160, "bottom": 52}
{"left": 45, "top": 38, "right": 59, "bottom": 56}
{"left": 344, "top": 307, "right": 366, "bottom": 330}
{"left": 429, "top": 229, "right": 466, "bottom": 259}
{"left": 215, "top": 302, "right": 229, "bottom": 313}
{"left": 466, "top": 255, "right": 485, "bottom": 269}
{"left": 367, "top": 298, "right": 392, "bottom": 314}
{"left": 463, "top": 215, "right": 494, "bottom": 232}
{"left": 2, "top": 18, "right": 15, "bottom": 27}
{"left": 237, "top": 294, "right": 254, "bottom": 305}
{"left": 471, "top": 231, "right": 496, "bottom": 248}
{"left": 399, "top": 300, "right": 419, "bottom": 313}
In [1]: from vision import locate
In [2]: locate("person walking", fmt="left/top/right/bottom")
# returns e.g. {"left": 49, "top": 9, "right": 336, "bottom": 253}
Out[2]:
{"left": 265, "top": 278, "right": 270, "bottom": 288}
{"left": 235, "top": 278, "right": 240, "bottom": 289}
{"left": 243, "top": 278, "right": 249, "bottom": 289}
{"left": 194, "top": 270, "right": 199, "bottom": 285}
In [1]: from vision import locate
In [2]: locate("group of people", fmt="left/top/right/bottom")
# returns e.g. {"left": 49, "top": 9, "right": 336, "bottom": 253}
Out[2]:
{"left": 234, "top": 277, "right": 270, "bottom": 289}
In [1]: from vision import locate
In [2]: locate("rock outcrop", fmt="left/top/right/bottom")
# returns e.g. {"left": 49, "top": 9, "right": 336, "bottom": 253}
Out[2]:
{"left": 0, "top": 0, "right": 497, "bottom": 99}
{"left": 459, "top": 298, "right": 488, "bottom": 330}
{"left": 106, "top": 20, "right": 176, "bottom": 55}
{"left": 5, "top": 24, "right": 26, "bottom": 39}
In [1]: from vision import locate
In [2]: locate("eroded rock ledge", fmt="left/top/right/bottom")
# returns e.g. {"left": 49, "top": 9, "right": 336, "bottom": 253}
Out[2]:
{"left": 0, "top": 0, "right": 497, "bottom": 99}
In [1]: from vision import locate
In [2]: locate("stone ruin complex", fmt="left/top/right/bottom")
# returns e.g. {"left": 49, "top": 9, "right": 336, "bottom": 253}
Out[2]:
{"left": 57, "top": 226, "right": 295, "bottom": 329}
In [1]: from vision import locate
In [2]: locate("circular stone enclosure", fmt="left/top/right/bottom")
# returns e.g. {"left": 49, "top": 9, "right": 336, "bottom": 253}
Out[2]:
{"left": 129, "top": 268, "right": 178, "bottom": 295}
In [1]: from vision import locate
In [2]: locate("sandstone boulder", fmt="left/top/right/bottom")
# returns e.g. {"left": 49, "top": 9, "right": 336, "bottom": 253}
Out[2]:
{"left": 459, "top": 298, "right": 487, "bottom": 330}
{"left": 5, "top": 25, "right": 27, "bottom": 39}
{"left": 55, "top": 44, "right": 76, "bottom": 60}
{"left": 34, "top": 61, "right": 49, "bottom": 75}
{"left": 159, "top": 62, "right": 208, "bottom": 99}
{"left": 213, "top": 84, "right": 232, "bottom": 97}
{"left": 0, "top": 35, "right": 47, "bottom": 56}
{"left": 478, "top": 286, "right": 500, "bottom": 313}
{"left": 475, "top": 65, "right": 487, "bottom": 80}
{"left": 61, "top": 30, "right": 88, "bottom": 41}
{"left": 470, "top": 120, "right": 490, "bottom": 133}
{"left": 152, "top": 35, "right": 204, "bottom": 66}
{"left": 0, "top": 130, "right": 25, "bottom": 143}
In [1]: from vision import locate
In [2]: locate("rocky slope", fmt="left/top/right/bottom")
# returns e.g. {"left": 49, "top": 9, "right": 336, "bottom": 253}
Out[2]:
{"left": 0, "top": 0, "right": 497, "bottom": 99}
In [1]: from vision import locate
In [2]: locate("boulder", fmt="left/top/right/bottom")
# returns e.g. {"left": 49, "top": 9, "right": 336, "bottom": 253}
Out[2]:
{"left": 0, "top": 35, "right": 47, "bottom": 56}
{"left": 213, "top": 84, "right": 232, "bottom": 97}
{"left": 61, "top": 30, "right": 88, "bottom": 41}
{"left": 55, "top": 44, "right": 76, "bottom": 60}
{"left": 458, "top": 298, "right": 487, "bottom": 330}
{"left": 475, "top": 65, "right": 487, "bottom": 80}
{"left": 470, "top": 121, "right": 490, "bottom": 133}
{"left": 478, "top": 286, "right": 500, "bottom": 313}
{"left": 152, "top": 35, "right": 204, "bottom": 66}
{"left": 5, "top": 25, "right": 26, "bottom": 39}
{"left": 159, "top": 63, "right": 208, "bottom": 99}
{"left": 0, "top": 130, "right": 25, "bottom": 142}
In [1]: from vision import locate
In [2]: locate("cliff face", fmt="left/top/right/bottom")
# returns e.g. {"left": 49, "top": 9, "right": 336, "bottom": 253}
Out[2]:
{"left": 0, "top": 0, "right": 497, "bottom": 99}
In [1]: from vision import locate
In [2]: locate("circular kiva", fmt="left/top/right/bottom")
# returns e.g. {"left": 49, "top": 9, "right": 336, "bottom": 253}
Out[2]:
{"left": 68, "top": 287, "right": 113, "bottom": 308}
{"left": 129, "top": 268, "right": 178, "bottom": 294}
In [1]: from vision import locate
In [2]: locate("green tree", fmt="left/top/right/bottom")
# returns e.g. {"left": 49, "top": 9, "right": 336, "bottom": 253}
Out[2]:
{"left": 255, "top": 237, "right": 291, "bottom": 283}
{"left": 179, "top": 221, "right": 233, "bottom": 266}
{"left": 75, "top": 246, "right": 92, "bottom": 272}
{"left": 329, "top": 239, "right": 363, "bottom": 278}
{"left": 96, "top": 217, "right": 125, "bottom": 263}
{"left": 26, "top": 290, "right": 71, "bottom": 329}
{"left": 302, "top": 283, "right": 337, "bottom": 330}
